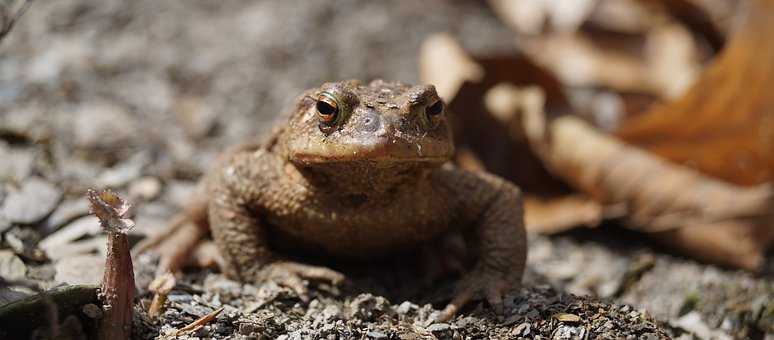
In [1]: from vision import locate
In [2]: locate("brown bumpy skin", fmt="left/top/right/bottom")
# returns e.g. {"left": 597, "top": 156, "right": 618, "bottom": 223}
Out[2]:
{"left": 164, "top": 80, "right": 526, "bottom": 319}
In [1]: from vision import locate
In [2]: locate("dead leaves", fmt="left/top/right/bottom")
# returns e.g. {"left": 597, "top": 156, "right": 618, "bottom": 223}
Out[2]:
{"left": 421, "top": 0, "right": 774, "bottom": 271}
{"left": 618, "top": 0, "right": 774, "bottom": 185}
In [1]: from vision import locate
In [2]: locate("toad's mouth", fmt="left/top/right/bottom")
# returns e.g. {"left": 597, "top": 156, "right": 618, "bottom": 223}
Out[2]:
{"left": 286, "top": 135, "right": 454, "bottom": 165}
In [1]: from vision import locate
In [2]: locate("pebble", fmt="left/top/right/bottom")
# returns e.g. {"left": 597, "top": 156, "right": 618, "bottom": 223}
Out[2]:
{"left": 395, "top": 301, "right": 417, "bottom": 314}
{"left": 4, "top": 226, "right": 46, "bottom": 261}
{"left": 96, "top": 152, "right": 149, "bottom": 187}
{"left": 0, "top": 214, "right": 10, "bottom": 233}
{"left": 53, "top": 254, "right": 104, "bottom": 285}
{"left": 0, "top": 145, "right": 35, "bottom": 181}
{"left": 168, "top": 293, "right": 194, "bottom": 303}
{"left": 25, "top": 264, "right": 56, "bottom": 281}
{"left": 427, "top": 323, "right": 451, "bottom": 333}
{"left": 512, "top": 322, "right": 531, "bottom": 336}
{"left": 348, "top": 294, "right": 393, "bottom": 321}
{"left": 0, "top": 250, "right": 27, "bottom": 281}
{"left": 1, "top": 177, "right": 62, "bottom": 224}
{"left": 129, "top": 176, "right": 162, "bottom": 200}
{"left": 73, "top": 101, "right": 137, "bottom": 150}
{"left": 552, "top": 325, "right": 584, "bottom": 340}
{"left": 367, "top": 330, "right": 388, "bottom": 339}
{"left": 39, "top": 215, "right": 101, "bottom": 252}
{"left": 82, "top": 303, "right": 103, "bottom": 319}
{"left": 42, "top": 198, "right": 91, "bottom": 235}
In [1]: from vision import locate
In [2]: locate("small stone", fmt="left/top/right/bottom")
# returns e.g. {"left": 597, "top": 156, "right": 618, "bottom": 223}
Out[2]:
{"left": 26, "top": 264, "right": 56, "bottom": 281}
{"left": 42, "top": 198, "right": 91, "bottom": 235}
{"left": 54, "top": 254, "right": 104, "bottom": 284}
{"left": 348, "top": 294, "right": 393, "bottom": 321}
{"left": 82, "top": 303, "right": 103, "bottom": 318}
{"left": 4, "top": 226, "right": 46, "bottom": 261}
{"left": 0, "top": 215, "right": 10, "bottom": 233}
{"left": 39, "top": 216, "right": 101, "bottom": 253}
{"left": 96, "top": 152, "right": 149, "bottom": 187}
{"left": 552, "top": 325, "right": 584, "bottom": 340}
{"left": 129, "top": 176, "right": 162, "bottom": 200}
{"left": 0, "top": 145, "right": 35, "bottom": 181}
{"left": 1, "top": 177, "right": 62, "bottom": 224}
{"left": 175, "top": 96, "right": 218, "bottom": 139}
{"left": 395, "top": 301, "right": 417, "bottom": 314}
{"left": 512, "top": 322, "right": 531, "bottom": 336}
{"left": 367, "top": 330, "right": 388, "bottom": 339}
{"left": 0, "top": 250, "right": 27, "bottom": 281}
{"left": 168, "top": 293, "right": 194, "bottom": 303}
{"left": 238, "top": 322, "right": 258, "bottom": 335}
{"left": 427, "top": 323, "right": 450, "bottom": 333}
{"left": 73, "top": 101, "right": 137, "bottom": 151}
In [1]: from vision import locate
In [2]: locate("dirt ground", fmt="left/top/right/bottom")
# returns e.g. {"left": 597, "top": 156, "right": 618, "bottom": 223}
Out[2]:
{"left": 0, "top": 1, "right": 771, "bottom": 339}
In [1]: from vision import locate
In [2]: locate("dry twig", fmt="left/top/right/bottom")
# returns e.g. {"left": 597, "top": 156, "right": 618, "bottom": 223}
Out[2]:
{"left": 174, "top": 307, "right": 224, "bottom": 336}
{"left": 147, "top": 272, "right": 175, "bottom": 319}
{"left": 87, "top": 189, "right": 135, "bottom": 340}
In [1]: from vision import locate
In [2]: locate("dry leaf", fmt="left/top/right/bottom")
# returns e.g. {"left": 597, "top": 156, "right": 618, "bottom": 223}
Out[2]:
{"left": 419, "top": 33, "right": 483, "bottom": 101}
{"left": 420, "top": 33, "right": 572, "bottom": 195}
{"left": 488, "top": 0, "right": 598, "bottom": 34}
{"left": 618, "top": 0, "right": 774, "bottom": 185}
{"left": 554, "top": 313, "right": 582, "bottom": 322}
{"left": 522, "top": 34, "right": 649, "bottom": 93}
{"left": 522, "top": 100, "right": 774, "bottom": 270}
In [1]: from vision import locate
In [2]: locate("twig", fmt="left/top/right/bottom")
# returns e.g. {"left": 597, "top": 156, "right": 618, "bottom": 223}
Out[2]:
{"left": 174, "top": 307, "right": 224, "bottom": 336}
{"left": 87, "top": 189, "right": 135, "bottom": 340}
{"left": 147, "top": 272, "right": 176, "bottom": 319}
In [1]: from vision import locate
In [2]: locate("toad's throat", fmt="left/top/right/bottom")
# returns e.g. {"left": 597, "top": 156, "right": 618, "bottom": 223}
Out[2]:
{"left": 295, "top": 161, "right": 434, "bottom": 195}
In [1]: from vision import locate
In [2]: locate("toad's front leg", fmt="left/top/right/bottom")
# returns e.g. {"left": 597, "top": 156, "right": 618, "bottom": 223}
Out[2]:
{"left": 435, "top": 168, "right": 527, "bottom": 320}
{"left": 208, "top": 151, "right": 344, "bottom": 300}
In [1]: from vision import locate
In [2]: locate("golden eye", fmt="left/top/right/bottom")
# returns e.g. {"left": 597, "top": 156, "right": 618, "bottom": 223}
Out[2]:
{"left": 426, "top": 100, "right": 444, "bottom": 118}
{"left": 316, "top": 92, "right": 339, "bottom": 125}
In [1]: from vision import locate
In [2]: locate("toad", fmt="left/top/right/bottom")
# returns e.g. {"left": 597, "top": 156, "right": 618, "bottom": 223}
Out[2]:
{"left": 142, "top": 80, "right": 526, "bottom": 320}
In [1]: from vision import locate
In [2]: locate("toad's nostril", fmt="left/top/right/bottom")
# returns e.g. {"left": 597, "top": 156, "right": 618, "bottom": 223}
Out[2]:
{"left": 360, "top": 111, "right": 381, "bottom": 133}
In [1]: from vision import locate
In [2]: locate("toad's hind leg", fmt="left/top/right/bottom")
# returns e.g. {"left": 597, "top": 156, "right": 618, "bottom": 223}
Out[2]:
{"left": 133, "top": 197, "right": 212, "bottom": 276}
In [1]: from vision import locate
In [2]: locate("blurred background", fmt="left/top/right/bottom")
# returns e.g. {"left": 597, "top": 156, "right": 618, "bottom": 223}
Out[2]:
{"left": 0, "top": 0, "right": 772, "bottom": 339}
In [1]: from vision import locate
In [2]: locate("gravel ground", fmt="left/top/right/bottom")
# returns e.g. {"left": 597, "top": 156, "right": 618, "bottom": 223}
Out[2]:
{"left": 0, "top": 1, "right": 772, "bottom": 339}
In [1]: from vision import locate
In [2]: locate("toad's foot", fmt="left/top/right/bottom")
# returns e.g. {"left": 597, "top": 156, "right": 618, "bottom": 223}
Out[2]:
{"left": 436, "top": 269, "right": 515, "bottom": 322}
{"left": 257, "top": 261, "right": 346, "bottom": 302}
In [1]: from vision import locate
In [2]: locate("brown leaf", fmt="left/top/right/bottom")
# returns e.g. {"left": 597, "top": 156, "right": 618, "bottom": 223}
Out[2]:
{"left": 522, "top": 104, "right": 774, "bottom": 270}
{"left": 618, "top": 0, "right": 774, "bottom": 185}
{"left": 420, "top": 33, "right": 572, "bottom": 195}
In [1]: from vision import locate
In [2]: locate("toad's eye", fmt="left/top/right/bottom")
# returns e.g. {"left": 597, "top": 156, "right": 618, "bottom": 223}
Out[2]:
{"left": 426, "top": 100, "right": 444, "bottom": 118}
{"left": 316, "top": 92, "right": 339, "bottom": 125}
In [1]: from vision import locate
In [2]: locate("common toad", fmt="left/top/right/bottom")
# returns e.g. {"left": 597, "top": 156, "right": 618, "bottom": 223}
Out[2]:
{"left": 147, "top": 80, "right": 526, "bottom": 320}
